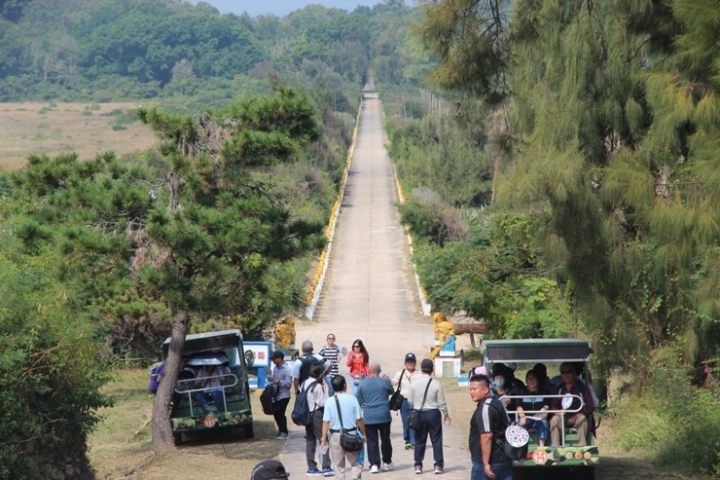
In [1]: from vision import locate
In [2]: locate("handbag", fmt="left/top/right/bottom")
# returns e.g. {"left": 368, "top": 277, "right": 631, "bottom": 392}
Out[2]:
{"left": 407, "top": 379, "right": 432, "bottom": 430}
{"left": 335, "top": 396, "right": 364, "bottom": 452}
{"left": 389, "top": 369, "right": 405, "bottom": 411}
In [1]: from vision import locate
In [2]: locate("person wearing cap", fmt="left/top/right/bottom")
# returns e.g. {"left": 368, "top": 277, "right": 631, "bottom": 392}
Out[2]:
{"left": 251, "top": 459, "right": 290, "bottom": 480}
{"left": 391, "top": 352, "right": 422, "bottom": 450}
{"left": 355, "top": 362, "right": 395, "bottom": 474}
{"left": 407, "top": 358, "right": 450, "bottom": 475}
{"left": 321, "top": 375, "right": 367, "bottom": 480}
{"left": 302, "top": 362, "right": 334, "bottom": 477}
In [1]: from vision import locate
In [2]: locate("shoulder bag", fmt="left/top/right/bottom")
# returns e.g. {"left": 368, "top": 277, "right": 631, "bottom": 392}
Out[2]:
{"left": 407, "top": 379, "right": 432, "bottom": 430}
{"left": 389, "top": 369, "right": 405, "bottom": 411}
{"left": 334, "top": 396, "right": 364, "bottom": 452}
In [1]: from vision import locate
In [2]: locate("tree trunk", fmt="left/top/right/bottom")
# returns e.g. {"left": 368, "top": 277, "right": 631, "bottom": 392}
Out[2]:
{"left": 151, "top": 309, "right": 189, "bottom": 452}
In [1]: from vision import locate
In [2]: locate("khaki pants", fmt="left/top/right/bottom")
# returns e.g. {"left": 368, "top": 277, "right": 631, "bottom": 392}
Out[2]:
{"left": 329, "top": 431, "right": 363, "bottom": 479}
{"left": 550, "top": 413, "right": 589, "bottom": 447}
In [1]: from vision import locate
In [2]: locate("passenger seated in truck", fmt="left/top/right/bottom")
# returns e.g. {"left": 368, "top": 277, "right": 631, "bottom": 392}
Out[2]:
{"left": 491, "top": 368, "right": 521, "bottom": 409}
{"left": 549, "top": 362, "right": 594, "bottom": 447}
{"left": 194, "top": 363, "right": 231, "bottom": 415}
{"left": 515, "top": 370, "right": 551, "bottom": 446}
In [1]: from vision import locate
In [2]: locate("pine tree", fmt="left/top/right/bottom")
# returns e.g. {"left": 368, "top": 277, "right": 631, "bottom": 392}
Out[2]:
{"left": 10, "top": 87, "right": 325, "bottom": 451}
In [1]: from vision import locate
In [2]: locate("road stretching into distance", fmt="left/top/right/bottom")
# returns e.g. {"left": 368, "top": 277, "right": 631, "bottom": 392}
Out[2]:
{"left": 278, "top": 95, "right": 472, "bottom": 478}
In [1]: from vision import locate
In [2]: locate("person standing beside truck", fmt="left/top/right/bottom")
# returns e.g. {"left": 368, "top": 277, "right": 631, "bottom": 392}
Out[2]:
{"left": 469, "top": 374, "right": 512, "bottom": 480}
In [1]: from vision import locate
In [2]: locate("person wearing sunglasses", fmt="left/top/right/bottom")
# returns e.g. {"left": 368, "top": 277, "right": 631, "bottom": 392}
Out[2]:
{"left": 346, "top": 339, "right": 370, "bottom": 395}
{"left": 549, "top": 362, "right": 595, "bottom": 447}
{"left": 320, "top": 333, "right": 341, "bottom": 396}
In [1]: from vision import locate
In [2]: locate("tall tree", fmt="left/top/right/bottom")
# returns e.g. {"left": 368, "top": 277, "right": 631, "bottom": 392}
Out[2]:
{"left": 10, "top": 87, "right": 325, "bottom": 451}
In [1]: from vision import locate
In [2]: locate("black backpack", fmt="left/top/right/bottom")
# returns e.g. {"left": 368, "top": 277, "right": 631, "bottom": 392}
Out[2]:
{"left": 298, "top": 354, "right": 322, "bottom": 384}
{"left": 291, "top": 379, "right": 321, "bottom": 426}
{"left": 260, "top": 384, "right": 280, "bottom": 415}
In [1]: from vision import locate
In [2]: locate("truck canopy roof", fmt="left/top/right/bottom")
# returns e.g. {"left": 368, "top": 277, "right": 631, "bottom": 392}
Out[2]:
{"left": 162, "top": 329, "right": 243, "bottom": 358}
{"left": 481, "top": 338, "right": 592, "bottom": 364}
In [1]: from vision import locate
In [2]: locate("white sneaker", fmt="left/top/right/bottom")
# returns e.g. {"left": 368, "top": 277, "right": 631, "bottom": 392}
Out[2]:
{"left": 415, "top": 466, "right": 423, "bottom": 474}
{"left": 275, "top": 432, "right": 288, "bottom": 439}
{"left": 381, "top": 461, "right": 394, "bottom": 471}
{"left": 370, "top": 465, "right": 379, "bottom": 474}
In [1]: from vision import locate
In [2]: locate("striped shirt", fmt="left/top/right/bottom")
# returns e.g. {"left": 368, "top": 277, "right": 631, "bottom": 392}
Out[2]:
{"left": 319, "top": 345, "right": 340, "bottom": 375}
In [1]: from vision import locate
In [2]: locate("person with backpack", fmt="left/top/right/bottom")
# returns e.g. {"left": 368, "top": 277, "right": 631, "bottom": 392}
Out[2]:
{"left": 469, "top": 374, "right": 513, "bottom": 480}
{"left": 269, "top": 350, "right": 293, "bottom": 440}
{"left": 292, "top": 340, "right": 324, "bottom": 394}
{"left": 148, "top": 362, "right": 165, "bottom": 395}
{"left": 301, "top": 362, "right": 334, "bottom": 477}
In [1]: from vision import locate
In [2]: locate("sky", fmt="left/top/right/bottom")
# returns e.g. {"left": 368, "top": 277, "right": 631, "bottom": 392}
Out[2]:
{"left": 190, "top": 0, "right": 388, "bottom": 18}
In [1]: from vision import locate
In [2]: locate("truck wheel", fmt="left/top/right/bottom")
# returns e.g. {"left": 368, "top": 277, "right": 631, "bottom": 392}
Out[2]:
{"left": 244, "top": 424, "right": 254, "bottom": 439}
{"left": 173, "top": 433, "right": 183, "bottom": 446}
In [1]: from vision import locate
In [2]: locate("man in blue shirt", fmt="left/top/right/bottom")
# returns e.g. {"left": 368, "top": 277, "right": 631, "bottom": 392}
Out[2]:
{"left": 355, "top": 362, "right": 395, "bottom": 473}
{"left": 321, "top": 376, "right": 367, "bottom": 480}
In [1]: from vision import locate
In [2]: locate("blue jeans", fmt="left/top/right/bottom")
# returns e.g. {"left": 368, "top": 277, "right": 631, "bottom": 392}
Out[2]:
{"left": 471, "top": 460, "right": 513, "bottom": 480}
{"left": 400, "top": 398, "right": 416, "bottom": 445}
{"left": 196, "top": 389, "right": 226, "bottom": 414}
{"left": 413, "top": 409, "right": 443, "bottom": 469}
{"left": 525, "top": 417, "right": 549, "bottom": 443}
{"left": 324, "top": 376, "right": 335, "bottom": 396}
{"left": 349, "top": 375, "right": 363, "bottom": 395}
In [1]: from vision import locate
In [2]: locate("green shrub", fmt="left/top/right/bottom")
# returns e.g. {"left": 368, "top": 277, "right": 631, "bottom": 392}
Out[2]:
{"left": 112, "top": 124, "right": 127, "bottom": 131}
{"left": 0, "top": 256, "right": 111, "bottom": 479}
{"left": 610, "top": 348, "right": 720, "bottom": 474}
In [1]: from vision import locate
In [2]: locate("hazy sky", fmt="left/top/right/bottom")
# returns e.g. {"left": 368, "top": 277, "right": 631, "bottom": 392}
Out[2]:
{"left": 190, "top": 1, "right": 388, "bottom": 17}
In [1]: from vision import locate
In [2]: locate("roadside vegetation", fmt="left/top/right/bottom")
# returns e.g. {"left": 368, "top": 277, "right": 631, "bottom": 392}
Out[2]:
{"left": 383, "top": 0, "right": 720, "bottom": 476}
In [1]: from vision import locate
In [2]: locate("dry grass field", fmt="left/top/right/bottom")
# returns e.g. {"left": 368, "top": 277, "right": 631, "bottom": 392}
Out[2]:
{"left": 0, "top": 102, "right": 159, "bottom": 171}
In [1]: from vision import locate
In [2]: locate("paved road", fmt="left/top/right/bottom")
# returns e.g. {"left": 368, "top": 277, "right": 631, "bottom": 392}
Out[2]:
{"left": 278, "top": 97, "right": 472, "bottom": 479}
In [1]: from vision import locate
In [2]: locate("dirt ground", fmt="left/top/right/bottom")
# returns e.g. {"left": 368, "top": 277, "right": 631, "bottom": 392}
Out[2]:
{"left": 0, "top": 102, "right": 158, "bottom": 171}
{"left": 88, "top": 369, "right": 284, "bottom": 480}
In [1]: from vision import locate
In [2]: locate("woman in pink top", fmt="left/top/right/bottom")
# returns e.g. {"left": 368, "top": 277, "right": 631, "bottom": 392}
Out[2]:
{"left": 346, "top": 338, "right": 370, "bottom": 394}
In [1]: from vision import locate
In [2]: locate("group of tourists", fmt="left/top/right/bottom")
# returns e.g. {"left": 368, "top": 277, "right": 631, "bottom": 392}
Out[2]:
{"left": 261, "top": 335, "right": 596, "bottom": 480}
{"left": 265, "top": 334, "right": 451, "bottom": 478}
{"left": 467, "top": 361, "right": 597, "bottom": 480}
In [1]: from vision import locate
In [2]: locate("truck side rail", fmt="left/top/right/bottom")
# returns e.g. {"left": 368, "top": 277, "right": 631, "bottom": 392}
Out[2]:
{"left": 501, "top": 394, "right": 585, "bottom": 447}
{"left": 174, "top": 374, "right": 238, "bottom": 417}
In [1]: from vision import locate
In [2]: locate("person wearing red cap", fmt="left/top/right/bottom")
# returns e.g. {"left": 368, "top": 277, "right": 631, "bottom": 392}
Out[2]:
{"left": 251, "top": 459, "right": 290, "bottom": 480}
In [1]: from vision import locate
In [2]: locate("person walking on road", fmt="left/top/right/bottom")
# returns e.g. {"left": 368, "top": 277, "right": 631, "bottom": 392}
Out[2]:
{"left": 293, "top": 340, "right": 324, "bottom": 394}
{"left": 391, "top": 352, "right": 421, "bottom": 450}
{"left": 346, "top": 339, "right": 370, "bottom": 395}
{"left": 320, "top": 333, "right": 342, "bottom": 396}
{"left": 469, "top": 374, "right": 513, "bottom": 480}
{"left": 355, "top": 362, "right": 395, "bottom": 474}
{"left": 302, "top": 363, "right": 334, "bottom": 477}
{"left": 321, "top": 375, "right": 367, "bottom": 480}
{"left": 408, "top": 359, "right": 450, "bottom": 475}
{"left": 269, "top": 351, "right": 292, "bottom": 440}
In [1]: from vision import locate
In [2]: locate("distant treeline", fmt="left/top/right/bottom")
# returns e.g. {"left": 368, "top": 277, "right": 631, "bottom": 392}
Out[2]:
{"left": 0, "top": 0, "right": 421, "bottom": 106}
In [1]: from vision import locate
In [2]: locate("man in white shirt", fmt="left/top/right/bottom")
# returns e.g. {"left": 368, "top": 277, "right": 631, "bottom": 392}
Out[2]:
{"left": 408, "top": 359, "right": 451, "bottom": 475}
